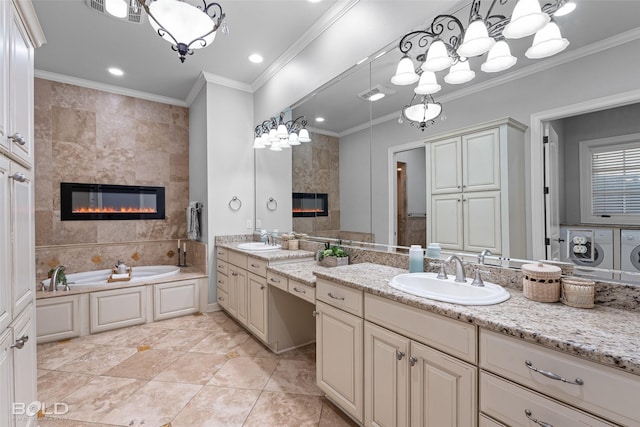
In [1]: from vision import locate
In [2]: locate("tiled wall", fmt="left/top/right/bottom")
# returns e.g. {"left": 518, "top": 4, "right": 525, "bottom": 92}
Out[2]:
{"left": 292, "top": 131, "right": 340, "bottom": 235}
{"left": 33, "top": 79, "right": 190, "bottom": 278}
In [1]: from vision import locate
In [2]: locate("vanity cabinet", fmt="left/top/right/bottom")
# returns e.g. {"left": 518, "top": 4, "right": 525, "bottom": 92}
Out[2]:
{"left": 227, "top": 264, "right": 248, "bottom": 326}
{"left": 153, "top": 279, "right": 201, "bottom": 321}
{"left": 247, "top": 272, "right": 268, "bottom": 342}
{"left": 480, "top": 329, "right": 639, "bottom": 427}
{"left": 90, "top": 287, "right": 147, "bottom": 333}
{"left": 427, "top": 118, "right": 526, "bottom": 257}
{"left": 36, "top": 294, "right": 81, "bottom": 342}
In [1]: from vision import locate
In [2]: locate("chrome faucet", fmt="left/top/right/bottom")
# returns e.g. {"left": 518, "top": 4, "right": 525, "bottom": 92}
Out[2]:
{"left": 445, "top": 255, "right": 466, "bottom": 283}
{"left": 49, "top": 265, "right": 67, "bottom": 291}
{"left": 478, "top": 249, "right": 492, "bottom": 265}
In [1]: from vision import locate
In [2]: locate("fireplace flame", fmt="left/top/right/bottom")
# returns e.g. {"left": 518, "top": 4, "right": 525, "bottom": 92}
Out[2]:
{"left": 73, "top": 206, "right": 157, "bottom": 214}
{"left": 292, "top": 208, "right": 324, "bottom": 213}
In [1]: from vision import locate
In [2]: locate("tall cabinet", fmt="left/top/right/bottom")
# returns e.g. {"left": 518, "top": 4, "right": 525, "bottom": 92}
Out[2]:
{"left": 0, "top": 1, "right": 44, "bottom": 426}
{"left": 427, "top": 118, "right": 527, "bottom": 258}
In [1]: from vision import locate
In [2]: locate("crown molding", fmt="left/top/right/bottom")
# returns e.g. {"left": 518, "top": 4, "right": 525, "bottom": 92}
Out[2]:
{"left": 339, "top": 27, "right": 640, "bottom": 137}
{"left": 308, "top": 126, "right": 340, "bottom": 138}
{"left": 12, "top": 0, "right": 47, "bottom": 48}
{"left": 250, "top": 0, "right": 361, "bottom": 92}
{"left": 34, "top": 70, "right": 188, "bottom": 107}
{"left": 184, "top": 71, "right": 253, "bottom": 106}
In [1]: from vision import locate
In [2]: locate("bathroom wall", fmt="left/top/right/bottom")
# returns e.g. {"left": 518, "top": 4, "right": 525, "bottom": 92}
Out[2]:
{"left": 34, "top": 78, "right": 190, "bottom": 278}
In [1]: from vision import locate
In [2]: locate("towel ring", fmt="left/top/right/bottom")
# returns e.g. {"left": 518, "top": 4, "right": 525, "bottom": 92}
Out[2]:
{"left": 267, "top": 197, "right": 278, "bottom": 211}
{"left": 228, "top": 196, "right": 242, "bottom": 211}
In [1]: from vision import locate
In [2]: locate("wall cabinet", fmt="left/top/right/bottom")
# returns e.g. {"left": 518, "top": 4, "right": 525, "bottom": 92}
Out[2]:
{"left": 427, "top": 118, "right": 526, "bottom": 257}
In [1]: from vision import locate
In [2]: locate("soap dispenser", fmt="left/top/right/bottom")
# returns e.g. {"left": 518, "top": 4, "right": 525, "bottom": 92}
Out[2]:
{"left": 409, "top": 245, "right": 424, "bottom": 273}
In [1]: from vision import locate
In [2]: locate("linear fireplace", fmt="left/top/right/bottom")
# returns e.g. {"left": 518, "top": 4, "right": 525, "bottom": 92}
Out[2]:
{"left": 292, "top": 192, "right": 328, "bottom": 217}
{"left": 61, "top": 183, "right": 165, "bottom": 221}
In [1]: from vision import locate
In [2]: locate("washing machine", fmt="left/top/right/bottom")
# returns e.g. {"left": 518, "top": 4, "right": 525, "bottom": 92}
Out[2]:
{"left": 621, "top": 229, "right": 640, "bottom": 283}
{"left": 559, "top": 226, "right": 614, "bottom": 280}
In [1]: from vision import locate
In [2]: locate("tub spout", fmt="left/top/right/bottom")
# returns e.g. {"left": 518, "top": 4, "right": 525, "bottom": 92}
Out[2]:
{"left": 49, "top": 265, "right": 67, "bottom": 291}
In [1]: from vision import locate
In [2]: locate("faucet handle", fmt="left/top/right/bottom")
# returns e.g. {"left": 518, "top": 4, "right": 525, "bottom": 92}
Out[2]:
{"left": 435, "top": 263, "right": 448, "bottom": 280}
{"left": 471, "top": 269, "right": 490, "bottom": 287}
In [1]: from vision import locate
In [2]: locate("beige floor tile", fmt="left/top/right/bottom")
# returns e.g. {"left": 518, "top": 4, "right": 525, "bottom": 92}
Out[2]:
{"left": 56, "top": 346, "right": 137, "bottom": 375}
{"left": 98, "top": 380, "right": 201, "bottom": 426}
{"left": 171, "top": 385, "right": 260, "bottom": 427}
{"left": 37, "top": 368, "right": 52, "bottom": 378}
{"left": 151, "top": 328, "right": 211, "bottom": 351}
{"left": 37, "top": 341, "right": 97, "bottom": 370}
{"left": 265, "top": 359, "right": 322, "bottom": 396}
{"left": 243, "top": 391, "right": 323, "bottom": 427}
{"left": 207, "top": 356, "right": 278, "bottom": 390}
{"left": 319, "top": 397, "right": 359, "bottom": 426}
{"left": 279, "top": 343, "right": 316, "bottom": 362}
{"left": 236, "top": 335, "right": 279, "bottom": 358}
{"left": 36, "top": 419, "right": 116, "bottom": 427}
{"left": 104, "top": 324, "right": 173, "bottom": 347}
{"left": 143, "top": 314, "right": 192, "bottom": 330}
{"left": 189, "top": 329, "right": 250, "bottom": 355}
{"left": 70, "top": 327, "right": 130, "bottom": 345}
{"left": 37, "top": 370, "right": 94, "bottom": 403}
{"left": 54, "top": 376, "right": 146, "bottom": 423}
{"left": 153, "top": 352, "right": 228, "bottom": 384}
{"left": 104, "top": 349, "right": 183, "bottom": 380}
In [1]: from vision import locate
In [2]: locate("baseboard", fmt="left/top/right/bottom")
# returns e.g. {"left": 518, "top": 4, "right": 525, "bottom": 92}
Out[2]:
{"left": 206, "top": 302, "right": 221, "bottom": 313}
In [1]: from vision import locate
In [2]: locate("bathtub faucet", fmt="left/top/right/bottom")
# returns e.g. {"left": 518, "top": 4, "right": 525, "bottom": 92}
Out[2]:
{"left": 49, "top": 265, "right": 68, "bottom": 291}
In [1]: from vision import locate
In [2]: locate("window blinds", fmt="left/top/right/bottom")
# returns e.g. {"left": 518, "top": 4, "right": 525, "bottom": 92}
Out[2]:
{"left": 591, "top": 145, "right": 640, "bottom": 215}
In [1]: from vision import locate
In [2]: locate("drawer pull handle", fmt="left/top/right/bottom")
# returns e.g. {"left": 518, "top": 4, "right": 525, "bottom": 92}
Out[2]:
{"left": 232, "top": 272, "right": 238, "bottom": 277}
{"left": 251, "top": 263, "right": 260, "bottom": 268}
{"left": 524, "top": 409, "right": 554, "bottom": 427}
{"left": 217, "top": 280, "right": 223, "bottom": 284}
{"left": 409, "top": 356, "right": 418, "bottom": 366}
{"left": 9, "top": 133, "right": 26, "bottom": 146}
{"left": 328, "top": 292, "right": 344, "bottom": 300}
{"left": 11, "top": 335, "right": 29, "bottom": 350}
{"left": 218, "top": 296, "right": 224, "bottom": 301}
{"left": 396, "top": 350, "right": 405, "bottom": 361}
{"left": 270, "top": 278, "right": 280, "bottom": 283}
{"left": 525, "top": 360, "right": 584, "bottom": 385}
{"left": 260, "top": 285, "right": 265, "bottom": 290}
{"left": 293, "top": 287, "right": 306, "bottom": 294}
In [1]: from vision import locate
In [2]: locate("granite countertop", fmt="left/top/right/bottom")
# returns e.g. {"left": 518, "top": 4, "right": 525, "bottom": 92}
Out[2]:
{"left": 36, "top": 267, "right": 208, "bottom": 299}
{"left": 218, "top": 241, "right": 316, "bottom": 262}
{"left": 313, "top": 263, "right": 640, "bottom": 376}
{"left": 267, "top": 260, "right": 331, "bottom": 287}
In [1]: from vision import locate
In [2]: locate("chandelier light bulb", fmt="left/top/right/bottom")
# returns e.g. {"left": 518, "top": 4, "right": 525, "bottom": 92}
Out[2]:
{"left": 253, "top": 137, "right": 265, "bottom": 149}
{"left": 457, "top": 19, "right": 495, "bottom": 57}
{"left": 288, "top": 133, "right": 300, "bottom": 146}
{"left": 404, "top": 99, "right": 442, "bottom": 123}
{"left": 268, "top": 129, "right": 279, "bottom": 143}
{"left": 554, "top": 1, "right": 576, "bottom": 17}
{"left": 276, "top": 124, "right": 289, "bottom": 139}
{"left": 445, "top": 59, "right": 475, "bottom": 84}
{"left": 391, "top": 55, "right": 419, "bottom": 85}
{"left": 105, "top": 0, "right": 128, "bottom": 18}
{"left": 414, "top": 71, "right": 441, "bottom": 95}
{"left": 260, "top": 133, "right": 271, "bottom": 146}
{"left": 298, "top": 129, "right": 311, "bottom": 143}
{"left": 525, "top": 21, "right": 569, "bottom": 59}
{"left": 502, "top": 0, "right": 550, "bottom": 39}
{"left": 422, "top": 39, "right": 453, "bottom": 72}
{"left": 269, "top": 140, "right": 283, "bottom": 151}
{"left": 481, "top": 40, "right": 518, "bottom": 73}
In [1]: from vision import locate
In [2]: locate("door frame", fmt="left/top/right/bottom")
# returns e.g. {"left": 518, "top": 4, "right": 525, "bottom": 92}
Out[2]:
{"left": 529, "top": 88, "right": 640, "bottom": 259}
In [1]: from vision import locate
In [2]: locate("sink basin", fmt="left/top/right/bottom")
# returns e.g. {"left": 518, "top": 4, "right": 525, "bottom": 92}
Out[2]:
{"left": 388, "top": 272, "right": 510, "bottom": 305}
{"left": 237, "top": 242, "right": 282, "bottom": 251}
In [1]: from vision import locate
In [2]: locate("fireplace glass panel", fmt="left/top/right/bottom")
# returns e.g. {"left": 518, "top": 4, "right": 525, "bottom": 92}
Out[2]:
{"left": 292, "top": 192, "right": 328, "bottom": 217}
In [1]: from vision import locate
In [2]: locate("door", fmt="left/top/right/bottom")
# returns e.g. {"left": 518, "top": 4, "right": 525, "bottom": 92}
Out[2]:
{"left": 397, "top": 161, "right": 408, "bottom": 247}
{"left": 364, "top": 322, "right": 409, "bottom": 427}
{"left": 10, "top": 162, "right": 33, "bottom": 318}
{"left": 431, "top": 194, "right": 463, "bottom": 251}
{"left": 316, "top": 301, "right": 363, "bottom": 423}
{"left": 0, "top": 329, "right": 13, "bottom": 427}
{"left": 236, "top": 268, "right": 248, "bottom": 327}
{"left": 247, "top": 273, "right": 268, "bottom": 342}
{"left": 12, "top": 304, "right": 37, "bottom": 427}
{"left": 464, "top": 191, "right": 502, "bottom": 254}
{"left": 430, "top": 137, "right": 462, "bottom": 194}
{"left": 544, "top": 122, "right": 562, "bottom": 260}
{"left": 0, "top": 0, "right": 7, "bottom": 147}
{"left": 462, "top": 128, "right": 500, "bottom": 192}
{"left": 410, "top": 341, "right": 477, "bottom": 427}
{"left": 0, "top": 157, "right": 10, "bottom": 332}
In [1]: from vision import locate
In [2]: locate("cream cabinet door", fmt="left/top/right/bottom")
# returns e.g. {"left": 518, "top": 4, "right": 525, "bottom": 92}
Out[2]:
{"left": 410, "top": 340, "right": 477, "bottom": 427}
{"left": 235, "top": 267, "right": 248, "bottom": 326}
{"left": 10, "top": 162, "right": 34, "bottom": 318}
{"left": 364, "top": 322, "right": 409, "bottom": 427}
{"left": 0, "top": 0, "right": 7, "bottom": 149}
{"left": 316, "top": 300, "right": 363, "bottom": 424}
{"left": 247, "top": 273, "right": 268, "bottom": 343}
{"left": 431, "top": 193, "right": 463, "bottom": 251}
{"left": 0, "top": 328, "right": 13, "bottom": 427}
{"left": 431, "top": 137, "right": 462, "bottom": 194}
{"left": 462, "top": 128, "right": 500, "bottom": 192}
{"left": 0, "top": 157, "right": 10, "bottom": 332}
{"left": 90, "top": 287, "right": 147, "bottom": 333}
{"left": 11, "top": 304, "right": 36, "bottom": 427}
{"left": 36, "top": 295, "right": 81, "bottom": 343}
{"left": 463, "top": 191, "right": 501, "bottom": 254}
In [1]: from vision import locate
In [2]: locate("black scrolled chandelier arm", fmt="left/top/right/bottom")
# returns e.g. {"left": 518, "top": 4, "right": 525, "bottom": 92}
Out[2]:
{"left": 287, "top": 116, "right": 308, "bottom": 134}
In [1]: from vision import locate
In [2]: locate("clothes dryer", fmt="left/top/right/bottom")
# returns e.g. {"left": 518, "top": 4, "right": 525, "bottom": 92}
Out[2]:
{"left": 559, "top": 226, "right": 614, "bottom": 279}
{"left": 621, "top": 229, "right": 640, "bottom": 283}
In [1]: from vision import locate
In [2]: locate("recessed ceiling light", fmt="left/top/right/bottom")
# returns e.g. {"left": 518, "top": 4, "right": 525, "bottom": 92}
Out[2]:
{"left": 108, "top": 67, "right": 124, "bottom": 76}
{"left": 248, "top": 54, "right": 263, "bottom": 64}
{"left": 368, "top": 93, "right": 385, "bottom": 102}
{"left": 308, "top": 0, "right": 323, "bottom": 3}
{"left": 374, "top": 50, "right": 387, "bottom": 59}
{"left": 356, "top": 57, "right": 368, "bottom": 65}
{"left": 315, "top": 117, "right": 325, "bottom": 122}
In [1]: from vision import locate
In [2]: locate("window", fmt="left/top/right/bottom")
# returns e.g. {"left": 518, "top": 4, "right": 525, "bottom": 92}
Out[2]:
{"left": 580, "top": 133, "right": 640, "bottom": 224}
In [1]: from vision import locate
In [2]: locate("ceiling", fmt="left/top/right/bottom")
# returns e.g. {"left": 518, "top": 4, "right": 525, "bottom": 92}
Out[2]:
{"left": 293, "top": 0, "right": 640, "bottom": 134}
{"left": 32, "top": 0, "right": 340, "bottom": 102}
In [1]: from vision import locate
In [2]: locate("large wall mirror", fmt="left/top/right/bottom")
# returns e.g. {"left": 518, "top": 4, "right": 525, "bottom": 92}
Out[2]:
{"left": 255, "top": 0, "right": 640, "bottom": 284}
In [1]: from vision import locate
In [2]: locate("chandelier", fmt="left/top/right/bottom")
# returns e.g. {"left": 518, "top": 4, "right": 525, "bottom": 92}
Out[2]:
{"left": 391, "top": 0, "right": 576, "bottom": 101}
{"left": 254, "top": 113, "right": 312, "bottom": 151}
{"left": 105, "top": 0, "right": 228, "bottom": 62}
{"left": 398, "top": 94, "right": 444, "bottom": 132}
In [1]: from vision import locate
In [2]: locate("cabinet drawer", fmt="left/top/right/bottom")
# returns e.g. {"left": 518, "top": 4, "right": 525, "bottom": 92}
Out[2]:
{"left": 216, "top": 272, "right": 228, "bottom": 292}
{"left": 479, "top": 415, "right": 506, "bottom": 427}
{"left": 266, "top": 271, "right": 287, "bottom": 292}
{"left": 365, "top": 293, "right": 477, "bottom": 363}
{"left": 480, "top": 329, "right": 640, "bottom": 427}
{"left": 247, "top": 257, "right": 268, "bottom": 277}
{"left": 316, "top": 279, "right": 363, "bottom": 317}
{"left": 217, "top": 288, "right": 228, "bottom": 310}
{"left": 216, "top": 259, "right": 228, "bottom": 276}
{"left": 228, "top": 250, "right": 247, "bottom": 269}
{"left": 288, "top": 279, "right": 315, "bottom": 304}
{"left": 481, "top": 372, "right": 615, "bottom": 427}
{"left": 215, "top": 246, "right": 228, "bottom": 261}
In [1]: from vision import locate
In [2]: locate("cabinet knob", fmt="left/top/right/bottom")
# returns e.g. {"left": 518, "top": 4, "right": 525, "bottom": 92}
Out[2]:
{"left": 396, "top": 350, "right": 405, "bottom": 361}
{"left": 260, "top": 285, "right": 265, "bottom": 290}
{"left": 218, "top": 296, "right": 225, "bottom": 301}
{"left": 11, "top": 335, "right": 29, "bottom": 350}
{"left": 525, "top": 360, "right": 584, "bottom": 385}
{"left": 312, "top": 310, "right": 319, "bottom": 317}
{"left": 409, "top": 356, "right": 418, "bottom": 366}
{"left": 9, "top": 133, "right": 26, "bottom": 146}
{"left": 9, "top": 172, "right": 27, "bottom": 183}
{"left": 231, "top": 271, "right": 238, "bottom": 277}
{"left": 524, "top": 409, "right": 554, "bottom": 427}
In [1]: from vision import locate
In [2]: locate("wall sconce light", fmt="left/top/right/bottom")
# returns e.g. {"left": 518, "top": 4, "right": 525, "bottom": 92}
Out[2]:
{"left": 254, "top": 113, "right": 312, "bottom": 151}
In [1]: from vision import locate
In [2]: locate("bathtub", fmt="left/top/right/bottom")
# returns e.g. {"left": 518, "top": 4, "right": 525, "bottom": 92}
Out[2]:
{"left": 41, "top": 265, "right": 181, "bottom": 289}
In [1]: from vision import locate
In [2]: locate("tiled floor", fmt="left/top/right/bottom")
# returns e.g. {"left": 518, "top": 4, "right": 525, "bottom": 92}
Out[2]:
{"left": 36, "top": 311, "right": 358, "bottom": 427}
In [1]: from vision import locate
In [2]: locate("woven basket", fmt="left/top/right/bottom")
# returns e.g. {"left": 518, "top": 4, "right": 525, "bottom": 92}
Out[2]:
{"left": 522, "top": 262, "right": 562, "bottom": 303}
{"left": 561, "top": 277, "right": 595, "bottom": 309}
